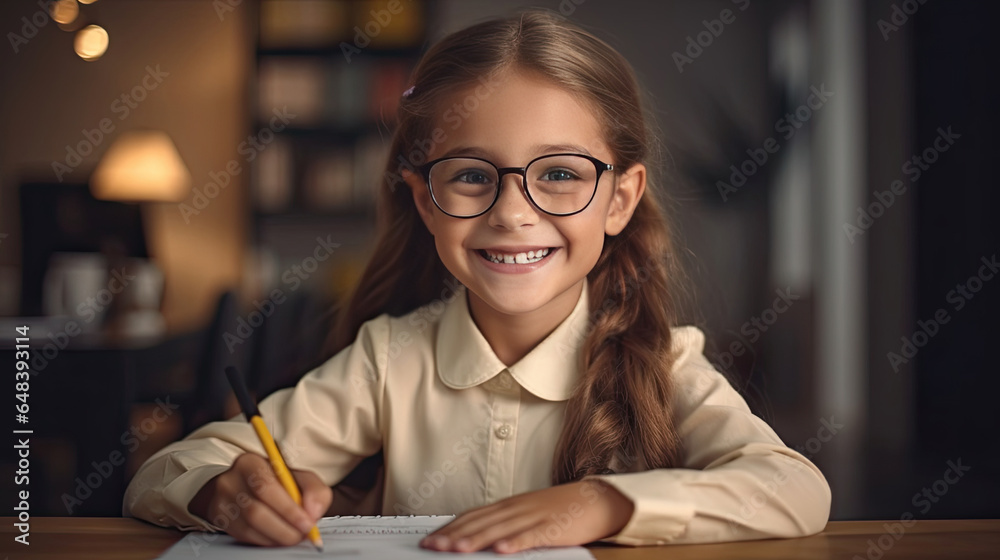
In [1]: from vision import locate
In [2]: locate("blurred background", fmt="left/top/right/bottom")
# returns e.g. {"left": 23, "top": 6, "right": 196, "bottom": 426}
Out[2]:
{"left": 0, "top": 0, "right": 997, "bottom": 522}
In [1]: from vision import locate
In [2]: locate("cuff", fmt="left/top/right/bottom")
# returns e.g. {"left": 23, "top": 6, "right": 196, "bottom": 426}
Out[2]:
{"left": 162, "top": 464, "right": 234, "bottom": 532}
{"left": 583, "top": 471, "right": 696, "bottom": 546}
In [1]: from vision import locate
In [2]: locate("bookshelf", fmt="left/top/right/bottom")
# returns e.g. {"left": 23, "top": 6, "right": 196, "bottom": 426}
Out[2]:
{"left": 248, "top": 0, "right": 429, "bottom": 300}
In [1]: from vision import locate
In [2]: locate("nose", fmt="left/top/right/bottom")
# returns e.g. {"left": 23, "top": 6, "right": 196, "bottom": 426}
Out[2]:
{"left": 487, "top": 173, "right": 539, "bottom": 229}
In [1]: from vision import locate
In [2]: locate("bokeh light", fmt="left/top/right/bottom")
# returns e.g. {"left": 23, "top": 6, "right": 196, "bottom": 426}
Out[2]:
{"left": 51, "top": 0, "right": 79, "bottom": 25}
{"left": 74, "top": 24, "right": 109, "bottom": 61}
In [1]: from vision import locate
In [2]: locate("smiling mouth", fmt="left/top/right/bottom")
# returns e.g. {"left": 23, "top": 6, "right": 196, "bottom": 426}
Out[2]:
{"left": 478, "top": 248, "right": 554, "bottom": 264}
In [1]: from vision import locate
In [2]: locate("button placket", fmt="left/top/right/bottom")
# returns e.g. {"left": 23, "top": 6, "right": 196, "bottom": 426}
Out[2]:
{"left": 484, "top": 383, "right": 520, "bottom": 503}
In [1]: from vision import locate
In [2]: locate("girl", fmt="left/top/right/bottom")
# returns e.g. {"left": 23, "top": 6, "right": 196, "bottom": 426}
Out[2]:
{"left": 124, "top": 10, "right": 831, "bottom": 553}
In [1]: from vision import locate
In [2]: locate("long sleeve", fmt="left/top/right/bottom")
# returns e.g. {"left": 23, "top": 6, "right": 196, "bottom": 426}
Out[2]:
{"left": 122, "top": 316, "right": 389, "bottom": 532}
{"left": 586, "top": 326, "right": 831, "bottom": 546}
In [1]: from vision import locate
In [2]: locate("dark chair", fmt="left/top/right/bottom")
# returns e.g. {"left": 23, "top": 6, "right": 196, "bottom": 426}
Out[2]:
{"left": 248, "top": 290, "right": 336, "bottom": 399}
{"left": 182, "top": 290, "right": 247, "bottom": 436}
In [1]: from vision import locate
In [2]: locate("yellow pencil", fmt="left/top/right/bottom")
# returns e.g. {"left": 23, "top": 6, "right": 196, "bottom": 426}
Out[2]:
{"left": 225, "top": 366, "right": 324, "bottom": 552}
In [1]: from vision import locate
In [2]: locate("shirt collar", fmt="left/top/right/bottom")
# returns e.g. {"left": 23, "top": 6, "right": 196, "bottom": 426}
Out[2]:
{"left": 436, "top": 281, "right": 590, "bottom": 401}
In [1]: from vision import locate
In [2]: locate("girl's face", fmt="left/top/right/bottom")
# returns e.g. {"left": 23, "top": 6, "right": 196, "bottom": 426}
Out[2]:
{"left": 404, "top": 70, "right": 646, "bottom": 325}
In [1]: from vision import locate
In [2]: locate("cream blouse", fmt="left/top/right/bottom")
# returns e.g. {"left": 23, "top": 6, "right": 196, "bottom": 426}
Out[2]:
{"left": 123, "top": 281, "right": 831, "bottom": 546}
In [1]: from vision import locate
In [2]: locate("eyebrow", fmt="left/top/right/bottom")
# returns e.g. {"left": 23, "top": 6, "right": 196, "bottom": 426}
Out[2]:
{"left": 531, "top": 143, "right": 594, "bottom": 156}
{"left": 438, "top": 143, "right": 595, "bottom": 161}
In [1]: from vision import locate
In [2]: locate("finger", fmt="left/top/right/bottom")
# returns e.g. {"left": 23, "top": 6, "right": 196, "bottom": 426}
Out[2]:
{"left": 207, "top": 454, "right": 299, "bottom": 547}
{"left": 445, "top": 503, "right": 535, "bottom": 541}
{"left": 227, "top": 519, "right": 280, "bottom": 547}
{"left": 449, "top": 512, "right": 547, "bottom": 553}
{"left": 427, "top": 501, "right": 509, "bottom": 537}
{"left": 230, "top": 454, "right": 318, "bottom": 545}
{"left": 241, "top": 498, "right": 310, "bottom": 546}
{"left": 492, "top": 524, "right": 555, "bottom": 555}
{"left": 293, "top": 469, "right": 333, "bottom": 520}
{"left": 251, "top": 470, "right": 316, "bottom": 535}
{"left": 423, "top": 506, "right": 532, "bottom": 551}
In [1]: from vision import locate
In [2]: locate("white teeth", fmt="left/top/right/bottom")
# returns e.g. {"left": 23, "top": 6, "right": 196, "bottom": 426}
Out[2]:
{"left": 483, "top": 248, "right": 551, "bottom": 264}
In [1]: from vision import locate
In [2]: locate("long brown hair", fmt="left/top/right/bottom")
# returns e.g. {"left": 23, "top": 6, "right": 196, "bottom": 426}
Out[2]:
{"left": 329, "top": 10, "right": 687, "bottom": 484}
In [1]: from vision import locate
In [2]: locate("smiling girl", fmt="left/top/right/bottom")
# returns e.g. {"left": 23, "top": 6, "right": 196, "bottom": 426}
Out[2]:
{"left": 124, "top": 10, "right": 831, "bottom": 553}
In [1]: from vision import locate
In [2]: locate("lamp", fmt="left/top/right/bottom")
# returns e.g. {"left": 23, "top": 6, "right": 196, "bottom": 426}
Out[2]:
{"left": 91, "top": 129, "right": 190, "bottom": 202}
{"left": 85, "top": 129, "right": 190, "bottom": 338}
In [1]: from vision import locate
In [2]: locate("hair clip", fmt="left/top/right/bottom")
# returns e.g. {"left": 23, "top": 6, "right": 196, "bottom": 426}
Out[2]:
{"left": 402, "top": 85, "right": 415, "bottom": 99}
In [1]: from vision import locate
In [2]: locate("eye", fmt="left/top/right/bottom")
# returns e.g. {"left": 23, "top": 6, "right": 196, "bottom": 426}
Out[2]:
{"left": 453, "top": 170, "right": 494, "bottom": 184}
{"left": 539, "top": 168, "right": 578, "bottom": 182}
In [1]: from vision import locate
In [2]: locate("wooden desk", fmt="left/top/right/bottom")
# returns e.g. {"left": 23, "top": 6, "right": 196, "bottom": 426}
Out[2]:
{"left": 1, "top": 518, "right": 998, "bottom": 559}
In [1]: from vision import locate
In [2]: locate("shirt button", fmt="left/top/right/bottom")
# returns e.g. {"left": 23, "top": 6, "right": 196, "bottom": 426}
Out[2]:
{"left": 495, "top": 424, "right": 512, "bottom": 439}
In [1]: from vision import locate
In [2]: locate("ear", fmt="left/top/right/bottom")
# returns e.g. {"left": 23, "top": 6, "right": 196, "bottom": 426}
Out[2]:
{"left": 604, "top": 163, "right": 646, "bottom": 236}
{"left": 402, "top": 168, "right": 437, "bottom": 236}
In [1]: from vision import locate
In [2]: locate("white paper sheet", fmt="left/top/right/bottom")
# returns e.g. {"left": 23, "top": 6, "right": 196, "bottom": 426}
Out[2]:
{"left": 157, "top": 515, "right": 595, "bottom": 559}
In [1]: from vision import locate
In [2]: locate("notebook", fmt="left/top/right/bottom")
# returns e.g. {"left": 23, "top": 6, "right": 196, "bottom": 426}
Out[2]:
{"left": 157, "top": 515, "right": 595, "bottom": 559}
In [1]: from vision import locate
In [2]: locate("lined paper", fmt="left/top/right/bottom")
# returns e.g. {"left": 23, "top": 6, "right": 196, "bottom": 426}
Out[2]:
{"left": 157, "top": 515, "right": 595, "bottom": 559}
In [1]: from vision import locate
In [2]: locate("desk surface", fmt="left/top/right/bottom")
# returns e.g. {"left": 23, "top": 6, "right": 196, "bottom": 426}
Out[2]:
{"left": 1, "top": 517, "right": 998, "bottom": 559}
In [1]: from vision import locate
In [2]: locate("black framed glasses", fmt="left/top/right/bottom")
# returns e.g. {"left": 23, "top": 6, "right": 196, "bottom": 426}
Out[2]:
{"left": 418, "top": 153, "right": 614, "bottom": 218}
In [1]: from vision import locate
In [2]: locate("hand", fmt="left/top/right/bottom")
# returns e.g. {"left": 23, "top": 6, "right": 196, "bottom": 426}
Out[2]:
{"left": 419, "top": 479, "right": 634, "bottom": 554}
{"left": 188, "top": 452, "right": 333, "bottom": 547}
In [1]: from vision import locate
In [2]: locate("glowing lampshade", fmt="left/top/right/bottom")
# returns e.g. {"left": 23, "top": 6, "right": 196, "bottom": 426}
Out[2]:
{"left": 91, "top": 130, "right": 190, "bottom": 202}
